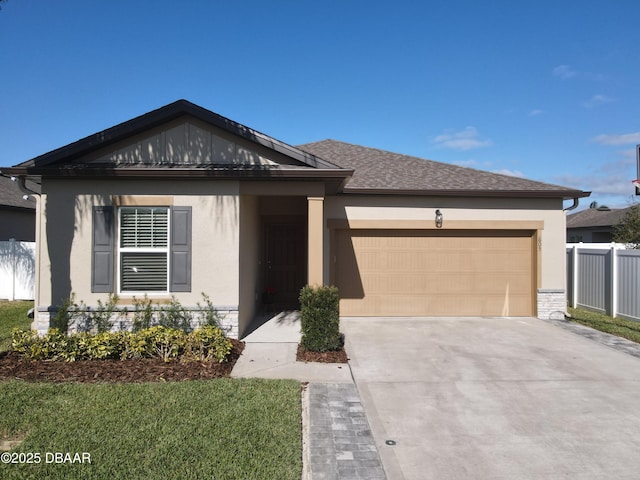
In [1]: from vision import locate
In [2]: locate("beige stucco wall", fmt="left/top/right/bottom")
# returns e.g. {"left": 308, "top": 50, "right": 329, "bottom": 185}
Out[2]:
{"left": 323, "top": 195, "right": 568, "bottom": 291}
{"left": 37, "top": 179, "right": 241, "bottom": 311}
{"left": 34, "top": 173, "right": 570, "bottom": 330}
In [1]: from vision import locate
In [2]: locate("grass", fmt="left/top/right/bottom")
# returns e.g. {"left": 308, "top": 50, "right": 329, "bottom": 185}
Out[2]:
{"left": 0, "top": 302, "right": 303, "bottom": 479}
{"left": 0, "top": 301, "right": 33, "bottom": 352}
{"left": 0, "top": 379, "right": 302, "bottom": 480}
{"left": 568, "top": 307, "right": 640, "bottom": 344}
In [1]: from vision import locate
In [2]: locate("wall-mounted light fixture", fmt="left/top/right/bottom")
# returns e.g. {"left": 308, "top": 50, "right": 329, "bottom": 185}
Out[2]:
{"left": 435, "top": 209, "right": 443, "bottom": 228}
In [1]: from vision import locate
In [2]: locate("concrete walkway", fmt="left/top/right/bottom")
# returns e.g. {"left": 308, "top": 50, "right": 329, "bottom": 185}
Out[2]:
{"left": 230, "top": 311, "right": 352, "bottom": 383}
{"left": 230, "top": 311, "right": 386, "bottom": 480}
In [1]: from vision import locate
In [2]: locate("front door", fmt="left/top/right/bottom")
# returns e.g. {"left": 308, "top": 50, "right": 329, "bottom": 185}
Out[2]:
{"left": 264, "top": 221, "right": 306, "bottom": 310}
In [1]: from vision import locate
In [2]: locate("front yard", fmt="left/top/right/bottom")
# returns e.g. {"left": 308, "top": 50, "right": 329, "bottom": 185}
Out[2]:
{"left": 0, "top": 301, "right": 302, "bottom": 480}
{"left": 0, "top": 379, "right": 302, "bottom": 480}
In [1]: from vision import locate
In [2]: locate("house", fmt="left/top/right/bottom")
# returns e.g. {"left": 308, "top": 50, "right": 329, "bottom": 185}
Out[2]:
{"left": 1, "top": 100, "right": 590, "bottom": 338}
{"left": 0, "top": 174, "right": 36, "bottom": 241}
{"left": 566, "top": 206, "right": 631, "bottom": 243}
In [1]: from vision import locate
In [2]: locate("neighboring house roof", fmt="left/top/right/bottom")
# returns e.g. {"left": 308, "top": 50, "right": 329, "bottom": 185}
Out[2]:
{"left": 566, "top": 206, "right": 632, "bottom": 229}
{"left": 299, "top": 140, "right": 588, "bottom": 199}
{"left": 0, "top": 175, "right": 36, "bottom": 210}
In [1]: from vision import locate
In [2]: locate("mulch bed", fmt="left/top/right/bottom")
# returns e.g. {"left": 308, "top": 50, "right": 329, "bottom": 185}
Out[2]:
{"left": 0, "top": 338, "right": 349, "bottom": 384}
{"left": 296, "top": 344, "right": 348, "bottom": 363}
{"left": 0, "top": 339, "right": 245, "bottom": 384}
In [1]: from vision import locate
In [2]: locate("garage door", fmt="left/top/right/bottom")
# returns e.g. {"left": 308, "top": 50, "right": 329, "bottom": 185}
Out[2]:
{"left": 334, "top": 230, "right": 535, "bottom": 316}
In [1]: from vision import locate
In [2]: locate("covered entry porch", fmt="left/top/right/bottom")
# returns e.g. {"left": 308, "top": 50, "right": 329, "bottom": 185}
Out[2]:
{"left": 238, "top": 188, "right": 325, "bottom": 338}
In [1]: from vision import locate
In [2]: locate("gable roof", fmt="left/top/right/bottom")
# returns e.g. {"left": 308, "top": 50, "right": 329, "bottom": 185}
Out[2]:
{"left": 2, "top": 101, "right": 353, "bottom": 193}
{"left": 298, "top": 140, "right": 589, "bottom": 199}
{"left": 12, "top": 100, "right": 339, "bottom": 171}
{"left": 566, "top": 206, "right": 633, "bottom": 229}
{"left": 0, "top": 175, "right": 36, "bottom": 210}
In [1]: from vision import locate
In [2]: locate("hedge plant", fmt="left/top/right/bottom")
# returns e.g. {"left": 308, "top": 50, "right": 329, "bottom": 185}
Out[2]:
{"left": 11, "top": 325, "right": 232, "bottom": 363}
{"left": 299, "top": 285, "right": 342, "bottom": 352}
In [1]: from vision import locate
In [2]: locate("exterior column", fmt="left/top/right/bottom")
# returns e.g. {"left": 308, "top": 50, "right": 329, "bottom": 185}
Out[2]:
{"left": 307, "top": 196, "right": 324, "bottom": 286}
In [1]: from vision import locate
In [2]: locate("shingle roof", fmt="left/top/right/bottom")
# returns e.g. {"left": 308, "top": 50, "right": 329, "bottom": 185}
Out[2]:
{"left": 298, "top": 139, "right": 589, "bottom": 199}
{"left": 0, "top": 175, "right": 36, "bottom": 209}
{"left": 566, "top": 206, "right": 632, "bottom": 229}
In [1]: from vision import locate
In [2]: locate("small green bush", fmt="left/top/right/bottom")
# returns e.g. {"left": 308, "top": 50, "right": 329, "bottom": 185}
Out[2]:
{"left": 157, "top": 297, "right": 193, "bottom": 332}
{"left": 299, "top": 285, "right": 342, "bottom": 352}
{"left": 132, "top": 295, "right": 154, "bottom": 332}
{"left": 196, "top": 293, "right": 223, "bottom": 328}
{"left": 52, "top": 293, "right": 121, "bottom": 334}
{"left": 185, "top": 325, "right": 233, "bottom": 362}
{"left": 11, "top": 326, "right": 233, "bottom": 363}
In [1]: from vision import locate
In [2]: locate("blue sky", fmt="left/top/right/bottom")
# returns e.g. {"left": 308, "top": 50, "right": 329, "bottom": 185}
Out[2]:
{"left": 1, "top": 1, "right": 639, "bottom": 209}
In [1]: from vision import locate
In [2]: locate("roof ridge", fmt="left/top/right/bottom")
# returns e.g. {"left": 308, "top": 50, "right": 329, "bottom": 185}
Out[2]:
{"left": 298, "top": 139, "right": 589, "bottom": 199}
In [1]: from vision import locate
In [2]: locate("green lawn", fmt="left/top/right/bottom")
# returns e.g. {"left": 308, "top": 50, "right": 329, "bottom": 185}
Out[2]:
{"left": 0, "top": 301, "right": 33, "bottom": 352}
{"left": 0, "top": 379, "right": 302, "bottom": 480}
{"left": 568, "top": 307, "right": 640, "bottom": 344}
{"left": 0, "top": 302, "right": 302, "bottom": 479}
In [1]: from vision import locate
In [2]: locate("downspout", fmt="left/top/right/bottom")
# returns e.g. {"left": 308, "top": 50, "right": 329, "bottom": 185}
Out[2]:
{"left": 563, "top": 197, "right": 580, "bottom": 212}
{"left": 8, "top": 174, "right": 42, "bottom": 326}
{"left": 15, "top": 176, "right": 40, "bottom": 198}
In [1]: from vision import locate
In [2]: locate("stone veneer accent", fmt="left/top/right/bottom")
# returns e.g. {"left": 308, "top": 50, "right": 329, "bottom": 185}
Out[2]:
{"left": 537, "top": 289, "right": 566, "bottom": 320}
{"left": 32, "top": 305, "right": 240, "bottom": 339}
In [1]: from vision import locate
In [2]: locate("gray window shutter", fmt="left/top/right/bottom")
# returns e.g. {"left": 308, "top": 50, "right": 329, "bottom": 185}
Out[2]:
{"left": 92, "top": 206, "right": 114, "bottom": 293}
{"left": 170, "top": 206, "right": 192, "bottom": 292}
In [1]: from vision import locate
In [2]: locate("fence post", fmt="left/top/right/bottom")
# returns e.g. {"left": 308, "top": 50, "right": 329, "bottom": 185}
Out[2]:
{"left": 611, "top": 245, "right": 618, "bottom": 318}
{"left": 572, "top": 244, "right": 578, "bottom": 308}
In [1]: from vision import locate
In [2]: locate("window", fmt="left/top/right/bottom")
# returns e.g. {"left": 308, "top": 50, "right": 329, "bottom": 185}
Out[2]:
{"left": 118, "top": 207, "right": 169, "bottom": 292}
{"left": 92, "top": 205, "right": 191, "bottom": 294}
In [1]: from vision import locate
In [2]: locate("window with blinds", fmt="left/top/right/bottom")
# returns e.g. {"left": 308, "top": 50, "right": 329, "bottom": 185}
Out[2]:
{"left": 119, "top": 207, "right": 169, "bottom": 292}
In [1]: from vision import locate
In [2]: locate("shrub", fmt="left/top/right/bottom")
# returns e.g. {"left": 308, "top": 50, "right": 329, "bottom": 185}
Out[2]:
{"left": 132, "top": 295, "right": 154, "bottom": 332}
{"left": 51, "top": 295, "right": 75, "bottom": 332}
{"left": 299, "top": 285, "right": 341, "bottom": 352}
{"left": 91, "top": 294, "right": 120, "bottom": 333}
{"left": 157, "top": 297, "right": 193, "bottom": 332}
{"left": 11, "top": 326, "right": 232, "bottom": 363}
{"left": 52, "top": 293, "right": 121, "bottom": 334}
{"left": 185, "top": 325, "right": 232, "bottom": 362}
{"left": 196, "top": 293, "right": 223, "bottom": 328}
{"left": 143, "top": 326, "right": 187, "bottom": 362}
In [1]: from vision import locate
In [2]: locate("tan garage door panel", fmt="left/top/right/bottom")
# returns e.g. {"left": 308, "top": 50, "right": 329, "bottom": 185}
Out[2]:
{"left": 335, "top": 230, "right": 534, "bottom": 316}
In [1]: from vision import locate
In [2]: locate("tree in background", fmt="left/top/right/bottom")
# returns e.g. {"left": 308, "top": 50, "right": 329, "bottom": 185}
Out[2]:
{"left": 613, "top": 204, "right": 640, "bottom": 248}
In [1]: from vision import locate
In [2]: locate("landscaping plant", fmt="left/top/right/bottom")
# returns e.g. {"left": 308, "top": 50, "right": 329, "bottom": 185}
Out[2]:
{"left": 299, "top": 285, "right": 342, "bottom": 352}
{"left": 11, "top": 325, "right": 233, "bottom": 363}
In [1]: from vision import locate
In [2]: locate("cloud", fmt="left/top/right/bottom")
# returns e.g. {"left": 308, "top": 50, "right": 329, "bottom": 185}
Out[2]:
{"left": 591, "top": 132, "right": 640, "bottom": 145}
{"left": 553, "top": 65, "right": 577, "bottom": 80}
{"left": 452, "top": 159, "right": 478, "bottom": 167}
{"left": 554, "top": 173, "right": 633, "bottom": 197}
{"left": 528, "top": 109, "right": 544, "bottom": 117}
{"left": 582, "top": 94, "right": 614, "bottom": 108}
{"left": 552, "top": 155, "right": 638, "bottom": 205}
{"left": 433, "top": 127, "right": 492, "bottom": 151}
{"left": 492, "top": 169, "right": 525, "bottom": 178}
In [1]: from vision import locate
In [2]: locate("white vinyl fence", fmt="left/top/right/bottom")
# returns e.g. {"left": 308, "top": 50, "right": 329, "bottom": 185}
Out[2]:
{"left": 567, "top": 243, "right": 640, "bottom": 321}
{"left": 0, "top": 239, "right": 36, "bottom": 301}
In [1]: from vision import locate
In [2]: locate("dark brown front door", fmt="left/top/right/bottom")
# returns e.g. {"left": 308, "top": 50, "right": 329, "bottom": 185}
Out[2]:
{"left": 264, "top": 222, "right": 306, "bottom": 310}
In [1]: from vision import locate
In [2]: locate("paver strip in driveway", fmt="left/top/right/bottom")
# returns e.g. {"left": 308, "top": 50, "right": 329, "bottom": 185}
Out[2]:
{"left": 342, "top": 316, "right": 640, "bottom": 480}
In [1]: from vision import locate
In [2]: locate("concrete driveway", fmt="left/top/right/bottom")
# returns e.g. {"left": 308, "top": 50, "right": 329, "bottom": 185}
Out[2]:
{"left": 341, "top": 317, "right": 640, "bottom": 480}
